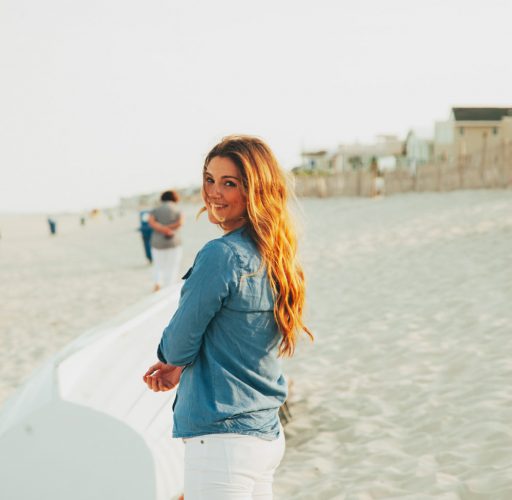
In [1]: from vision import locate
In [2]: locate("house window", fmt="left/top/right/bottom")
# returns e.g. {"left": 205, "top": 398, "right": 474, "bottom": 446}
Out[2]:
{"left": 459, "top": 127, "right": 464, "bottom": 136}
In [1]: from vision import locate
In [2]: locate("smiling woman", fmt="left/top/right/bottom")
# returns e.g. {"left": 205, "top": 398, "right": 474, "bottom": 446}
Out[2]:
{"left": 143, "top": 135, "right": 313, "bottom": 499}
{"left": 202, "top": 156, "right": 247, "bottom": 231}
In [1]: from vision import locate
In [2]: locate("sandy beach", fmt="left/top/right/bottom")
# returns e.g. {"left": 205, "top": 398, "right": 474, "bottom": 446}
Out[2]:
{"left": 1, "top": 189, "right": 511, "bottom": 499}
{"left": 0, "top": 205, "right": 218, "bottom": 405}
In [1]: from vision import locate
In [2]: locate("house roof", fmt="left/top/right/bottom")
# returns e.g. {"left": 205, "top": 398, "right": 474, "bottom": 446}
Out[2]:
{"left": 301, "top": 150, "right": 328, "bottom": 157}
{"left": 452, "top": 107, "right": 512, "bottom": 122}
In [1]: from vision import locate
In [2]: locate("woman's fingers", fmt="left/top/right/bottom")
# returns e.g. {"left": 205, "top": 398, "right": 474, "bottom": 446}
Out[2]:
{"left": 145, "top": 373, "right": 172, "bottom": 392}
{"left": 157, "top": 378, "right": 170, "bottom": 392}
{"left": 143, "top": 362, "right": 180, "bottom": 392}
{"left": 143, "top": 362, "right": 163, "bottom": 380}
{"left": 146, "top": 374, "right": 160, "bottom": 392}
{"left": 146, "top": 377, "right": 155, "bottom": 391}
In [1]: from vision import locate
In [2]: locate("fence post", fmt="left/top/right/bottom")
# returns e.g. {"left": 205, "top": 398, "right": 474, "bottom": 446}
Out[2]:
{"left": 480, "top": 135, "right": 488, "bottom": 187}
{"left": 506, "top": 142, "right": 512, "bottom": 187}
{"left": 356, "top": 169, "right": 362, "bottom": 196}
{"left": 458, "top": 154, "right": 466, "bottom": 189}
{"left": 502, "top": 141, "right": 511, "bottom": 187}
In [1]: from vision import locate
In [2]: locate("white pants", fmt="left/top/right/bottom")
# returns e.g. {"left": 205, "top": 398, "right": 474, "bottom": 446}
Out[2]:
{"left": 183, "top": 430, "right": 285, "bottom": 500}
{"left": 152, "top": 246, "right": 182, "bottom": 288}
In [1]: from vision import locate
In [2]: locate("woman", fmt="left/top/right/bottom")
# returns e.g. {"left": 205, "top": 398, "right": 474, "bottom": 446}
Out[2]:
{"left": 143, "top": 135, "right": 312, "bottom": 499}
{"left": 148, "top": 190, "right": 184, "bottom": 291}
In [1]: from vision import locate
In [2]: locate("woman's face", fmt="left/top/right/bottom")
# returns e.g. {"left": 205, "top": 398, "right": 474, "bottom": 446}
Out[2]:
{"left": 203, "top": 156, "right": 247, "bottom": 233}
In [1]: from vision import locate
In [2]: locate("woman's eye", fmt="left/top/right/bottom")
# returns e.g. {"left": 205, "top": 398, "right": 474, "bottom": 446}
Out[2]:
{"left": 205, "top": 177, "right": 214, "bottom": 184}
{"left": 225, "top": 181, "right": 236, "bottom": 187}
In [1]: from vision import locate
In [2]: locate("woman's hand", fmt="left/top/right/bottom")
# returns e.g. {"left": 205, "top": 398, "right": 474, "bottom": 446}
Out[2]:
{"left": 143, "top": 362, "right": 182, "bottom": 392}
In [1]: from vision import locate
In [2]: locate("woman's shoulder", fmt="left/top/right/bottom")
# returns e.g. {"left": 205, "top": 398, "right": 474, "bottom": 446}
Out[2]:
{"left": 194, "top": 237, "right": 241, "bottom": 271}
{"left": 222, "top": 228, "right": 263, "bottom": 273}
{"left": 198, "top": 231, "right": 256, "bottom": 269}
{"left": 200, "top": 237, "right": 234, "bottom": 258}
{"left": 188, "top": 238, "right": 239, "bottom": 283}
{"left": 222, "top": 227, "right": 258, "bottom": 254}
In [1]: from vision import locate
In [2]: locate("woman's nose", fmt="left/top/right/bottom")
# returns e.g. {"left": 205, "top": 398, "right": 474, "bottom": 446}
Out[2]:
{"left": 208, "top": 183, "right": 222, "bottom": 197}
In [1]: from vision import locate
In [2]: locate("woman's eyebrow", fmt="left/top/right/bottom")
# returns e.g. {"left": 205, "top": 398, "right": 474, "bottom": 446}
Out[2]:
{"left": 204, "top": 171, "right": 240, "bottom": 181}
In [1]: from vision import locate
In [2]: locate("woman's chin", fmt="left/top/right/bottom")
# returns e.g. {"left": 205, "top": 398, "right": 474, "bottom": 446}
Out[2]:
{"left": 211, "top": 208, "right": 227, "bottom": 221}
{"left": 207, "top": 212, "right": 223, "bottom": 225}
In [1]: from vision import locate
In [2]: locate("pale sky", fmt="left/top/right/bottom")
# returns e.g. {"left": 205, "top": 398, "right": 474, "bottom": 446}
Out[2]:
{"left": 1, "top": 0, "right": 511, "bottom": 213}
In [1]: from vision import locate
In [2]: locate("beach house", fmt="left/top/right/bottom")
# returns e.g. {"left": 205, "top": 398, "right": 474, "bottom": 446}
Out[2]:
{"left": 404, "top": 128, "right": 434, "bottom": 172}
{"left": 434, "top": 107, "right": 512, "bottom": 162}
{"left": 333, "top": 135, "right": 405, "bottom": 172}
{"left": 296, "top": 149, "right": 339, "bottom": 172}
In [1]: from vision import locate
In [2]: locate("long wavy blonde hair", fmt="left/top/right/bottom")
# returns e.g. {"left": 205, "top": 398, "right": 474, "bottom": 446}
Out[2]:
{"left": 202, "top": 135, "right": 313, "bottom": 356}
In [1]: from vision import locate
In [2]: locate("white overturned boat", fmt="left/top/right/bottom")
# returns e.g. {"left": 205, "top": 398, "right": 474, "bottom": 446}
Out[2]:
{"left": 0, "top": 285, "right": 184, "bottom": 500}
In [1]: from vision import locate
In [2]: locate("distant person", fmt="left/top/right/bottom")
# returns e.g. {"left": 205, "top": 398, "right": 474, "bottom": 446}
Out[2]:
{"left": 143, "top": 135, "right": 313, "bottom": 499}
{"left": 148, "top": 190, "right": 183, "bottom": 291}
{"left": 138, "top": 210, "right": 153, "bottom": 264}
{"left": 370, "top": 157, "right": 385, "bottom": 197}
{"left": 47, "top": 217, "right": 57, "bottom": 235}
{"left": 374, "top": 172, "right": 385, "bottom": 196}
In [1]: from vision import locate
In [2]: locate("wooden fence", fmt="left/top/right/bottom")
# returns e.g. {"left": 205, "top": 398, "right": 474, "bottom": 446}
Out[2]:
{"left": 292, "top": 143, "right": 512, "bottom": 197}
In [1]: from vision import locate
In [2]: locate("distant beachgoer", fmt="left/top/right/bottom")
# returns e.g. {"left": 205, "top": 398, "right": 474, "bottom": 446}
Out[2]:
{"left": 138, "top": 210, "right": 153, "bottom": 264}
{"left": 370, "top": 157, "right": 379, "bottom": 197}
{"left": 47, "top": 217, "right": 57, "bottom": 235}
{"left": 370, "top": 157, "right": 385, "bottom": 197}
{"left": 148, "top": 190, "right": 183, "bottom": 292}
{"left": 374, "top": 172, "right": 385, "bottom": 196}
{"left": 143, "top": 135, "right": 313, "bottom": 499}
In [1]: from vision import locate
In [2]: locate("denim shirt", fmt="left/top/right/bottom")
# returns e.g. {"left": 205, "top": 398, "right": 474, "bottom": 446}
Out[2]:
{"left": 157, "top": 226, "right": 287, "bottom": 440}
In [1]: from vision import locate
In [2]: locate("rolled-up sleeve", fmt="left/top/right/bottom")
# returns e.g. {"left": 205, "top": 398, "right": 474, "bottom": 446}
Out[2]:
{"left": 158, "top": 239, "right": 238, "bottom": 366}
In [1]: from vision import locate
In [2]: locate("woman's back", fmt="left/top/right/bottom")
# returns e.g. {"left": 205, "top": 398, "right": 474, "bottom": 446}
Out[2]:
{"left": 159, "top": 227, "right": 287, "bottom": 439}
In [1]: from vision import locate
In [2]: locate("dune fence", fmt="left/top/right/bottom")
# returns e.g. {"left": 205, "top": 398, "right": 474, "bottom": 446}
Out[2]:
{"left": 293, "top": 143, "right": 512, "bottom": 197}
